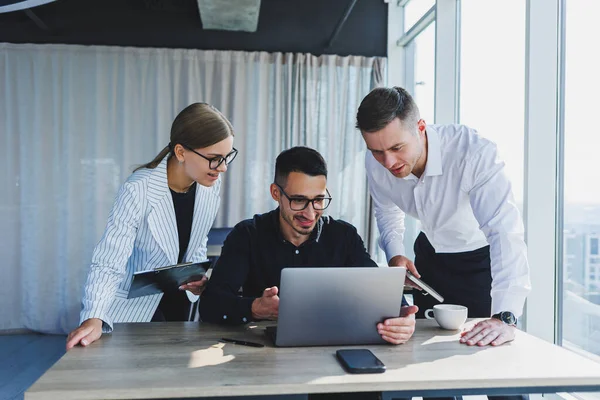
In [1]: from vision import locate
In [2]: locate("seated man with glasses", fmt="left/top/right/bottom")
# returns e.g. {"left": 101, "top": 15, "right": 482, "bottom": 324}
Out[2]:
{"left": 200, "top": 146, "right": 417, "bottom": 347}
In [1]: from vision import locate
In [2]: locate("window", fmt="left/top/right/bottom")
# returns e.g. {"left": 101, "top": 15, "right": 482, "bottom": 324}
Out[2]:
{"left": 372, "top": 2, "right": 436, "bottom": 266}
{"left": 459, "top": 0, "right": 526, "bottom": 205}
{"left": 404, "top": 0, "right": 435, "bottom": 32}
{"left": 561, "top": 0, "right": 600, "bottom": 364}
{"left": 372, "top": 18, "right": 436, "bottom": 265}
{"left": 591, "top": 238, "right": 599, "bottom": 256}
{"left": 412, "top": 22, "right": 436, "bottom": 125}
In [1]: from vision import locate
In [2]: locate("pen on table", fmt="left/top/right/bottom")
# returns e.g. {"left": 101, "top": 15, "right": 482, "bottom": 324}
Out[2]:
{"left": 220, "top": 337, "right": 265, "bottom": 348}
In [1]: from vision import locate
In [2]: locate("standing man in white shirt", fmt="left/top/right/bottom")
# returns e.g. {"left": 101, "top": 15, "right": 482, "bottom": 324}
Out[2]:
{"left": 356, "top": 86, "right": 531, "bottom": 359}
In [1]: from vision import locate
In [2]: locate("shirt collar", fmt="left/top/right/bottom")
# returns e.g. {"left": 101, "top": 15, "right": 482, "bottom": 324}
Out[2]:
{"left": 271, "top": 207, "right": 324, "bottom": 244}
{"left": 403, "top": 125, "right": 443, "bottom": 181}
{"left": 425, "top": 125, "right": 443, "bottom": 177}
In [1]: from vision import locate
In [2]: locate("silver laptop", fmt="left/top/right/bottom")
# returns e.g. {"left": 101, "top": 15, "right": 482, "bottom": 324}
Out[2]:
{"left": 266, "top": 267, "right": 406, "bottom": 347}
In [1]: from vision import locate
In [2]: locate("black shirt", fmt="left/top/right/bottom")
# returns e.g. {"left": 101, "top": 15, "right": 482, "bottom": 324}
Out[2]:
{"left": 200, "top": 208, "right": 405, "bottom": 325}
{"left": 152, "top": 183, "right": 197, "bottom": 322}
{"left": 170, "top": 182, "right": 196, "bottom": 263}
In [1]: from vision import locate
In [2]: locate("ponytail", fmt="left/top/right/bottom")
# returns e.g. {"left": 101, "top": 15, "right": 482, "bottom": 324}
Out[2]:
{"left": 134, "top": 102, "right": 234, "bottom": 173}
{"left": 133, "top": 145, "right": 171, "bottom": 172}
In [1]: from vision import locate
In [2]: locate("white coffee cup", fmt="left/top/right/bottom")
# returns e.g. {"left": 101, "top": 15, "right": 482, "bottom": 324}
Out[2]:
{"left": 424, "top": 304, "right": 468, "bottom": 330}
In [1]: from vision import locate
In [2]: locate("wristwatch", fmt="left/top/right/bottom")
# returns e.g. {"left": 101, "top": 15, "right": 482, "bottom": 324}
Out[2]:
{"left": 492, "top": 311, "right": 517, "bottom": 326}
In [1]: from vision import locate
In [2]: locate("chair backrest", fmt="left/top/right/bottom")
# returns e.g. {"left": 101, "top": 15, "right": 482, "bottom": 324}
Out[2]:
{"left": 206, "top": 227, "right": 233, "bottom": 267}
{"left": 207, "top": 227, "right": 233, "bottom": 246}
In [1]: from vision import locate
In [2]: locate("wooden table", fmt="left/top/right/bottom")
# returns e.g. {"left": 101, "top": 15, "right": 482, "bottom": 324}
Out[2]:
{"left": 26, "top": 320, "right": 600, "bottom": 400}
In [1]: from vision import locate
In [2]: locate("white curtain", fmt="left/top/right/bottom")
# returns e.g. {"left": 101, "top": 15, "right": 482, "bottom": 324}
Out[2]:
{"left": 0, "top": 43, "right": 385, "bottom": 333}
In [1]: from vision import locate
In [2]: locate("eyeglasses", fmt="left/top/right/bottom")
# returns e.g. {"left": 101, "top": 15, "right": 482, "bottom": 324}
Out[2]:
{"left": 182, "top": 145, "right": 238, "bottom": 170}
{"left": 275, "top": 183, "right": 332, "bottom": 211}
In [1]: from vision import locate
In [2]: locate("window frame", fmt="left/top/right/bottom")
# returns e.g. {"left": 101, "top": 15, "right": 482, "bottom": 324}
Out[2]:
{"left": 386, "top": 0, "right": 566, "bottom": 344}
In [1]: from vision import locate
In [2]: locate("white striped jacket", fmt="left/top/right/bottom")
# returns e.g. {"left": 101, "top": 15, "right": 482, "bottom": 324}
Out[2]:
{"left": 80, "top": 157, "right": 221, "bottom": 332}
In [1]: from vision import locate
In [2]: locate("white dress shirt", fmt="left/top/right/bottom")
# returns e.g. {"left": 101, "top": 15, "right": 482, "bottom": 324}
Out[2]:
{"left": 366, "top": 124, "right": 531, "bottom": 317}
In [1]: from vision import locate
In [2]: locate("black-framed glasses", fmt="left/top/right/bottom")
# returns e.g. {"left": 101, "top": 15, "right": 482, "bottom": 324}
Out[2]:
{"left": 182, "top": 145, "right": 238, "bottom": 170}
{"left": 275, "top": 183, "right": 332, "bottom": 211}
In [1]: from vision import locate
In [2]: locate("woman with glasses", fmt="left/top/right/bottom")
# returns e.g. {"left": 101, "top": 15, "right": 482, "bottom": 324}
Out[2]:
{"left": 67, "top": 103, "right": 238, "bottom": 350}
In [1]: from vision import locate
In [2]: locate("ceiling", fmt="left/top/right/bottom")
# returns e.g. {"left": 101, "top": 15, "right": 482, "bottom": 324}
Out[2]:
{"left": 0, "top": 0, "right": 387, "bottom": 57}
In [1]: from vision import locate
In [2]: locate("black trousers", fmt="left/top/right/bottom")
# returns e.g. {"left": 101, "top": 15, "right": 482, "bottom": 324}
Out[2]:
{"left": 411, "top": 232, "right": 528, "bottom": 400}
{"left": 151, "top": 289, "right": 191, "bottom": 322}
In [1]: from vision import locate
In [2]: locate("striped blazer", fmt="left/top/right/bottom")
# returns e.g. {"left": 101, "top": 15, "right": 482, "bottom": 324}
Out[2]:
{"left": 79, "top": 157, "right": 221, "bottom": 332}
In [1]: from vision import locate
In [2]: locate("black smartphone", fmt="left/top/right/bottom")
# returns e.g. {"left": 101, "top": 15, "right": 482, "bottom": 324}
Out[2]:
{"left": 335, "top": 349, "right": 386, "bottom": 374}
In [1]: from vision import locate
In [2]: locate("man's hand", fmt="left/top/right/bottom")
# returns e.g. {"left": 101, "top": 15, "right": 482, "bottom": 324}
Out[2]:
{"left": 389, "top": 255, "right": 421, "bottom": 289}
{"left": 66, "top": 318, "right": 103, "bottom": 350}
{"left": 377, "top": 305, "right": 418, "bottom": 345}
{"left": 251, "top": 286, "right": 279, "bottom": 320}
{"left": 460, "top": 318, "right": 516, "bottom": 346}
{"left": 179, "top": 275, "right": 209, "bottom": 296}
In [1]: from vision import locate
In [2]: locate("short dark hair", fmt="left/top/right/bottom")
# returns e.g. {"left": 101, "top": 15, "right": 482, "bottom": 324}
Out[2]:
{"left": 274, "top": 146, "right": 327, "bottom": 187}
{"left": 355, "top": 86, "right": 420, "bottom": 133}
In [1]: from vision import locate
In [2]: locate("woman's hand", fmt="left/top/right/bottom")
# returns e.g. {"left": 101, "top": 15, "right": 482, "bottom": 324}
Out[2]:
{"left": 179, "top": 275, "right": 209, "bottom": 296}
{"left": 66, "top": 318, "right": 103, "bottom": 350}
